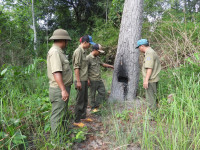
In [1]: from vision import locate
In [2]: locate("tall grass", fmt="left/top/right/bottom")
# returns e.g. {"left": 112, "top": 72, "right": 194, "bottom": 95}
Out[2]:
{"left": 1, "top": 57, "right": 200, "bottom": 149}
{"left": 0, "top": 59, "right": 80, "bottom": 149}
{"left": 142, "top": 66, "right": 200, "bottom": 149}
{"left": 0, "top": 59, "right": 50, "bottom": 149}
{"left": 101, "top": 65, "right": 200, "bottom": 149}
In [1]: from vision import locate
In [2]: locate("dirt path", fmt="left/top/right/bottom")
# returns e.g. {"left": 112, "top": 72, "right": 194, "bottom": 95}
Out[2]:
{"left": 72, "top": 99, "right": 149, "bottom": 150}
{"left": 73, "top": 108, "right": 108, "bottom": 150}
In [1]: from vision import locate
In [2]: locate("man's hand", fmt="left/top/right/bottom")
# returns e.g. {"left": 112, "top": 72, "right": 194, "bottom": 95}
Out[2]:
{"left": 62, "top": 90, "right": 69, "bottom": 101}
{"left": 53, "top": 72, "right": 69, "bottom": 101}
{"left": 88, "top": 80, "right": 91, "bottom": 86}
{"left": 102, "top": 63, "right": 114, "bottom": 69}
{"left": 76, "top": 81, "right": 82, "bottom": 90}
{"left": 143, "top": 68, "right": 152, "bottom": 89}
{"left": 74, "top": 69, "right": 81, "bottom": 90}
{"left": 143, "top": 80, "right": 149, "bottom": 89}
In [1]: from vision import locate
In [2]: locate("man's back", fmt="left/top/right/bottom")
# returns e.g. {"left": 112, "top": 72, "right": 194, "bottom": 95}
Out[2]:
{"left": 87, "top": 53, "right": 103, "bottom": 81}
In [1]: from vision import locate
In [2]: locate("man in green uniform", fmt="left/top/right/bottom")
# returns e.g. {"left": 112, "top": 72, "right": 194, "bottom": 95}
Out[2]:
{"left": 136, "top": 39, "right": 161, "bottom": 111}
{"left": 87, "top": 44, "right": 114, "bottom": 112}
{"left": 47, "top": 29, "right": 73, "bottom": 135}
{"left": 72, "top": 35, "right": 95, "bottom": 127}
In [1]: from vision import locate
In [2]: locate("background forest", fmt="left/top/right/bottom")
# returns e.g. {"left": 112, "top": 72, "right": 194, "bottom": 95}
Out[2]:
{"left": 0, "top": 0, "right": 200, "bottom": 149}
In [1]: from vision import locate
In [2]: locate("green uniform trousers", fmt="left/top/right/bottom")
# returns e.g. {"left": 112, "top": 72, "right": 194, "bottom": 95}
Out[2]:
{"left": 49, "top": 86, "right": 71, "bottom": 134}
{"left": 145, "top": 82, "right": 158, "bottom": 111}
{"left": 74, "top": 81, "right": 88, "bottom": 123}
{"left": 88, "top": 80, "right": 106, "bottom": 109}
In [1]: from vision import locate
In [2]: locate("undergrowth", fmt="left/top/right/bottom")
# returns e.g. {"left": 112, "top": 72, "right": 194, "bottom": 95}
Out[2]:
{"left": 1, "top": 54, "right": 200, "bottom": 149}
{"left": 100, "top": 61, "right": 200, "bottom": 149}
{"left": 0, "top": 59, "right": 86, "bottom": 149}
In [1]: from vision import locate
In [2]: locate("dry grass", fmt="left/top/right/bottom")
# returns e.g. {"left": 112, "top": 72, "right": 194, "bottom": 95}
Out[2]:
{"left": 146, "top": 13, "right": 200, "bottom": 68}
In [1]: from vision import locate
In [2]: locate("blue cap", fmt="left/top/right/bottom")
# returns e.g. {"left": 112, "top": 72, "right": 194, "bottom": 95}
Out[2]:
{"left": 88, "top": 35, "right": 96, "bottom": 45}
{"left": 136, "top": 39, "right": 149, "bottom": 48}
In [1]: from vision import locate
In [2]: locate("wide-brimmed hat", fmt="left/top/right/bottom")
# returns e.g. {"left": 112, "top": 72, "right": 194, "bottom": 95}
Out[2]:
{"left": 49, "top": 29, "right": 72, "bottom": 40}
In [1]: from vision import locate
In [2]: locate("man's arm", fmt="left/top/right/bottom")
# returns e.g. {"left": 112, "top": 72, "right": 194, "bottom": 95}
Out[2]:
{"left": 88, "top": 79, "right": 91, "bottom": 86}
{"left": 74, "top": 69, "right": 82, "bottom": 90}
{"left": 102, "top": 63, "right": 114, "bottom": 69}
{"left": 53, "top": 72, "right": 69, "bottom": 101}
{"left": 143, "top": 68, "right": 152, "bottom": 89}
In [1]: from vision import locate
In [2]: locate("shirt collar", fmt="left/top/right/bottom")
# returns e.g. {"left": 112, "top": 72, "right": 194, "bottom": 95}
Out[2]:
{"left": 53, "top": 44, "right": 64, "bottom": 53}
{"left": 79, "top": 45, "right": 85, "bottom": 54}
{"left": 90, "top": 53, "right": 95, "bottom": 58}
{"left": 145, "top": 47, "right": 151, "bottom": 55}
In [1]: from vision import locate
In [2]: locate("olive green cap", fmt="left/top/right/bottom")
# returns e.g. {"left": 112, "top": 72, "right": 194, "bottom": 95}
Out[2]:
{"left": 49, "top": 29, "right": 72, "bottom": 41}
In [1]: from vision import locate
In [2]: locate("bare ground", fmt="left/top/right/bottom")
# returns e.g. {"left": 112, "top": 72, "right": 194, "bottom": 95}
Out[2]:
{"left": 72, "top": 98, "right": 157, "bottom": 150}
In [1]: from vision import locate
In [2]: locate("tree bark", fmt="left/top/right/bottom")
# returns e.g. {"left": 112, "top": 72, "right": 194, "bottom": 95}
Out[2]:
{"left": 109, "top": 0, "right": 144, "bottom": 101}
{"left": 31, "top": 0, "right": 37, "bottom": 55}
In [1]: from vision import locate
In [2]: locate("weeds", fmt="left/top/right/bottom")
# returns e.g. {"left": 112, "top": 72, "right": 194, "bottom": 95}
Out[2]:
{"left": 1, "top": 57, "right": 200, "bottom": 149}
{"left": 0, "top": 59, "right": 87, "bottom": 149}
{"left": 101, "top": 65, "right": 200, "bottom": 149}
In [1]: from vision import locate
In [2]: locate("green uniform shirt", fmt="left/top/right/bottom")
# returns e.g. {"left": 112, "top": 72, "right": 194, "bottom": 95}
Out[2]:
{"left": 72, "top": 45, "right": 88, "bottom": 81}
{"left": 47, "top": 44, "right": 73, "bottom": 87}
{"left": 142, "top": 47, "right": 161, "bottom": 83}
{"left": 87, "top": 53, "right": 103, "bottom": 81}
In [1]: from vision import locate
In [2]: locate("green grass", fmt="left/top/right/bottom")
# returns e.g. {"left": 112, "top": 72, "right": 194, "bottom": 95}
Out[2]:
{"left": 100, "top": 66, "right": 200, "bottom": 149}
{"left": 1, "top": 59, "right": 200, "bottom": 149}
{"left": 0, "top": 59, "right": 81, "bottom": 149}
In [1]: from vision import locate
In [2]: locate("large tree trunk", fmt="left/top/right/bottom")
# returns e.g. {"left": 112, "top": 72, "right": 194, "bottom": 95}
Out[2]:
{"left": 109, "top": 0, "right": 144, "bottom": 101}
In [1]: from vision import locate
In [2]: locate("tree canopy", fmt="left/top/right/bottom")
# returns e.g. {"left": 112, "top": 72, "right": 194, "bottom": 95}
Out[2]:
{"left": 0, "top": 0, "right": 199, "bottom": 66}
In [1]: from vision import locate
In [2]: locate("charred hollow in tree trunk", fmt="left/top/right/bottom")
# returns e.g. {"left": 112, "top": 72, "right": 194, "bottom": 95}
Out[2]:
{"left": 109, "top": 0, "right": 144, "bottom": 101}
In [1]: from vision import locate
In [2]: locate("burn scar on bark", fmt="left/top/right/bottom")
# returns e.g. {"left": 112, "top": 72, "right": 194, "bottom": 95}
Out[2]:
{"left": 117, "top": 55, "right": 128, "bottom": 100}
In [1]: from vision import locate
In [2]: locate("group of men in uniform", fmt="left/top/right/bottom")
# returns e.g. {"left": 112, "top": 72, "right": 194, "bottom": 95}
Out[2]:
{"left": 47, "top": 29, "right": 113, "bottom": 135}
{"left": 47, "top": 29, "right": 161, "bottom": 135}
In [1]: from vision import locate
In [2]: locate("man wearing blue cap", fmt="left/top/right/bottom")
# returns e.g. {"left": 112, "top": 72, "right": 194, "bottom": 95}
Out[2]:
{"left": 136, "top": 39, "right": 161, "bottom": 111}
{"left": 79, "top": 35, "right": 95, "bottom": 45}
{"left": 72, "top": 35, "right": 96, "bottom": 127}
